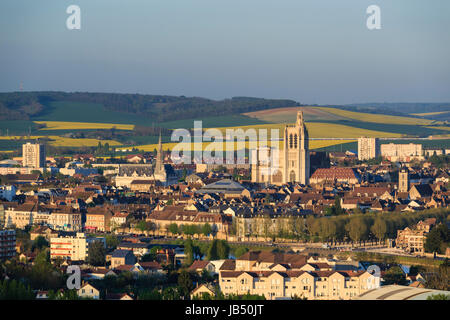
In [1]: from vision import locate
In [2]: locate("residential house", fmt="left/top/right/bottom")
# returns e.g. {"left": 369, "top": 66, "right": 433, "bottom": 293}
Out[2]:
{"left": 111, "top": 249, "right": 137, "bottom": 269}
{"left": 77, "top": 283, "right": 100, "bottom": 300}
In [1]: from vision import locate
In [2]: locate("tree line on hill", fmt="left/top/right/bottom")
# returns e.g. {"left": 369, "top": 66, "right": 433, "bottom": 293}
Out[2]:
{"left": 0, "top": 91, "right": 299, "bottom": 122}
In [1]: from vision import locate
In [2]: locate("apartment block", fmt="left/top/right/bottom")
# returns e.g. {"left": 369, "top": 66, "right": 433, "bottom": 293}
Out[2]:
{"left": 22, "top": 143, "right": 46, "bottom": 168}
{"left": 381, "top": 143, "right": 423, "bottom": 162}
{"left": 0, "top": 229, "right": 16, "bottom": 260}
{"left": 219, "top": 270, "right": 377, "bottom": 300}
{"left": 50, "top": 233, "right": 105, "bottom": 261}
{"left": 358, "top": 137, "right": 380, "bottom": 161}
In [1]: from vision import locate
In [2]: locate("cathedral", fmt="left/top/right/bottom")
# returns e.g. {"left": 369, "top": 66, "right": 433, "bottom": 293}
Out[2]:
{"left": 251, "top": 110, "right": 310, "bottom": 185}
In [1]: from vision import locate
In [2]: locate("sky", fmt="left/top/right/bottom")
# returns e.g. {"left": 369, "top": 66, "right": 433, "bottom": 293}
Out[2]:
{"left": 0, "top": 0, "right": 449, "bottom": 105}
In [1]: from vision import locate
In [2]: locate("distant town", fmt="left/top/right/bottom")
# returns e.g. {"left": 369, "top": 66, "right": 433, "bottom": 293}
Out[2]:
{"left": 0, "top": 110, "right": 449, "bottom": 301}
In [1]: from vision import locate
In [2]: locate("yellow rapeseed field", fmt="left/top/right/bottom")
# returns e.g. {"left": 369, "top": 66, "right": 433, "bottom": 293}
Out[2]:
{"left": 317, "top": 107, "right": 435, "bottom": 125}
{"left": 46, "top": 136, "right": 122, "bottom": 147}
{"left": 426, "top": 126, "right": 450, "bottom": 132}
{"left": 116, "top": 139, "right": 354, "bottom": 152}
{"left": 411, "top": 111, "right": 450, "bottom": 116}
{"left": 211, "top": 122, "right": 402, "bottom": 138}
{"left": 0, "top": 135, "right": 122, "bottom": 147}
{"left": 34, "top": 121, "right": 134, "bottom": 131}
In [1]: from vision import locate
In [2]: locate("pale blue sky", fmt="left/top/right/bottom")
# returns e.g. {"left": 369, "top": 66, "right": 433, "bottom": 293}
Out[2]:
{"left": 0, "top": 0, "right": 449, "bottom": 104}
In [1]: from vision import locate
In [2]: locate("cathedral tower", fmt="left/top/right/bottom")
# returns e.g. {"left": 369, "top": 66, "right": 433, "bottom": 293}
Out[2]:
{"left": 283, "top": 110, "right": 310, "bottom": 185}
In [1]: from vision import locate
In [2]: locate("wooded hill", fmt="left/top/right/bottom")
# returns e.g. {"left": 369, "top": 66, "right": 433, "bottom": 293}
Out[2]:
{"left": 0, "top": 92, "right": 300, "bottom": 122}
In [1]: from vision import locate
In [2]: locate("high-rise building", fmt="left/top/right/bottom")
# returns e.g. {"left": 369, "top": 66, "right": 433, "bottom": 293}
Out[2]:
{"left": 358, "top": 137, "right": 380, "bottom": 161}
{"left": 0, "top": 229, "right": 16, "bottom": 260}
{"left": 22, "top": 142, "right": 46, "bottom": 168}
{"left": 252, "top": 110, "right": 310, "bottom": 185}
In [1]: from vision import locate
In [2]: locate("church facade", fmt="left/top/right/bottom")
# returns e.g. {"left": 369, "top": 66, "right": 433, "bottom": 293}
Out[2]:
{"left": 114, "top": 134, "right": 177, "bottom": 187}
{"left": 251, "top": 111, "right": 310, "bottom": 185}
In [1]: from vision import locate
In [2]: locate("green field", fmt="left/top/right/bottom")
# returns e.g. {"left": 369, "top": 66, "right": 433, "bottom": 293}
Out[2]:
{"left": 34, "top": 101, "right": 155, "bottom": 126}
{"left": 159, "top": 114, "right": 268, "bottom": 129}
{"left": 2, "top": 99, "right": 450, "bottom": 151}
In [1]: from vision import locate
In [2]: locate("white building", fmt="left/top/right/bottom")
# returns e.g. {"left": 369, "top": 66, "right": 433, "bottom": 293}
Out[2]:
{"left": 47, "top": 211, "right": 82, "bottom": 232}
{"left": 22, "top": 143, "right": 46, "bottom": 168}
{"left": 358, "top": 137, "right": 380, "bottom": 160}
{"left": 50, "top": 233, "right": 105, "bottom": 261}
{"left": 381, "top": 143, "right": 423, "bottom": 162}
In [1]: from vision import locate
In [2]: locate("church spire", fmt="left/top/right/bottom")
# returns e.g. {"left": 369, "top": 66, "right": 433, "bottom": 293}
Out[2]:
{"left": 156, "top": 131, "right": 163, "bottom": 172}
{"left": 296, "top": 110, "right": 304, "bottom": 127}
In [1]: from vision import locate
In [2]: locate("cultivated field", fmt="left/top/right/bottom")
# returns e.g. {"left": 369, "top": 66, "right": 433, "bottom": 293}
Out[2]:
{"left": 243, "top": 106, "right": 348, "bottom": 123}
{"left": 411, "top": 111, "right": 450, "bottom": 116}
{"left": 212, "top": 123, "right": 402, "bottom": 138}
{"left": 317, "top": 107, "right": 437, "bottom": 125}
{"left": 244, "top": 106, "right": 439, "bottom": 126}
{"left": 0, "top": 135, "right": 122, "bottom": 147}
{"left": 34, "top": 121, "right": 135, "bottom": 131}
{"left": 116, "top": 139, "right": 355, "bottom": 152}
{"left": 426, "top": 126, "right": 450, "bottom": 132}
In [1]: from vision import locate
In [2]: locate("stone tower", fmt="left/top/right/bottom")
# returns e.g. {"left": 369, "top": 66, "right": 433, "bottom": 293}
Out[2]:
{"left": 251, "top": 110, "right": 310, "bottom": 185}
{"left": 398, "top": 167, "right": 409, "bottom": 192}
{"left": 283, "top": 110, "right": 310, "bottom": 185}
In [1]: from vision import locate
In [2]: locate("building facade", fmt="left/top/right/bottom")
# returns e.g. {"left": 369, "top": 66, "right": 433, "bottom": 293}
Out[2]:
{"left": 381, "top": 143, "right": 423, "bottom": 162}
{"left": 396, "top": 218, "right": 436, "bottom": 254}
{"left": 47, "top": 210, "right": 82, "bottom": 232}
{"left": 358, "top": 137, "right": 380, "bottom": 161}
{"left": 0, "top": 229, "right": 16, "bottom": 260}
{"left": 218, "top": 251, "right": 378, "bottom": 300}
{"left": 50, "top": 233, "right": 105, "bottom": 261}
{"left": 4, "top": 203, "right": 50, "bottom": 229}
{"left": 251, "top": 111, "right": 310, "bottom": 185}
{"left": 22, "top": 143, "right": 46, "bottom": 168}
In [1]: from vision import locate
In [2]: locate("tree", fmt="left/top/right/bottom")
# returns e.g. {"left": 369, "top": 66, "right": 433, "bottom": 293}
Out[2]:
{"left": 234, "top": 246, "right": 249, "bottom": 259}
{"left": 202, "top": 223, "right": 212, "bottom": 237}
{"left": 138, "top": 288, "right": 162, "bottom": 300}
{"left": 184, "top": 238, "right": 194, "bottom": 266}
{"left": 346, "top": 217, "right": 369, "bottom": 244}
{"left": 425, "top": 258, "right": 449, "bottom": 290}
{"left": 136, "top": 220, "right": 151, "bottom": 234}
{"left": 207, "top": 239, "right": 219, "bottom": 260}
{"left": 105, "top": 234, "right": 120, "bottom": 249}
{"left": 168, "top": 223, "right": 179, "bottom": 235}
{"left": 87, "top": 241, "right": 106, "bottom": 266}
{"left": 33, "top": 236, "right": 49, "bottom": 251}
{"left": 371, "top": 217, "right": 387, "bottom": 243}
{"left": 0, "top": 279, "right": 35, "bottom": 300}
{"left": 216, "top": 240, "right": 230, "bottom": 259}
{"left": 162, "top": 286, "right": 181, "bottom": 300}
{"left": 383, "top": 266, "right": 408, "bottom": 285}
{"left": 320, "top": 218, "right": 336, "bottom": 242}
{"left": 427, "top": 294, "right": 450, "bottom": 300}
{"left": 324, "top": 197, "right": 345, "bottom": 216}
{"left": 424, "top": 224, "right": 449, "bottom": 254}
{"left": 178, "top": 270, "right": 194, "bottom": 299}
